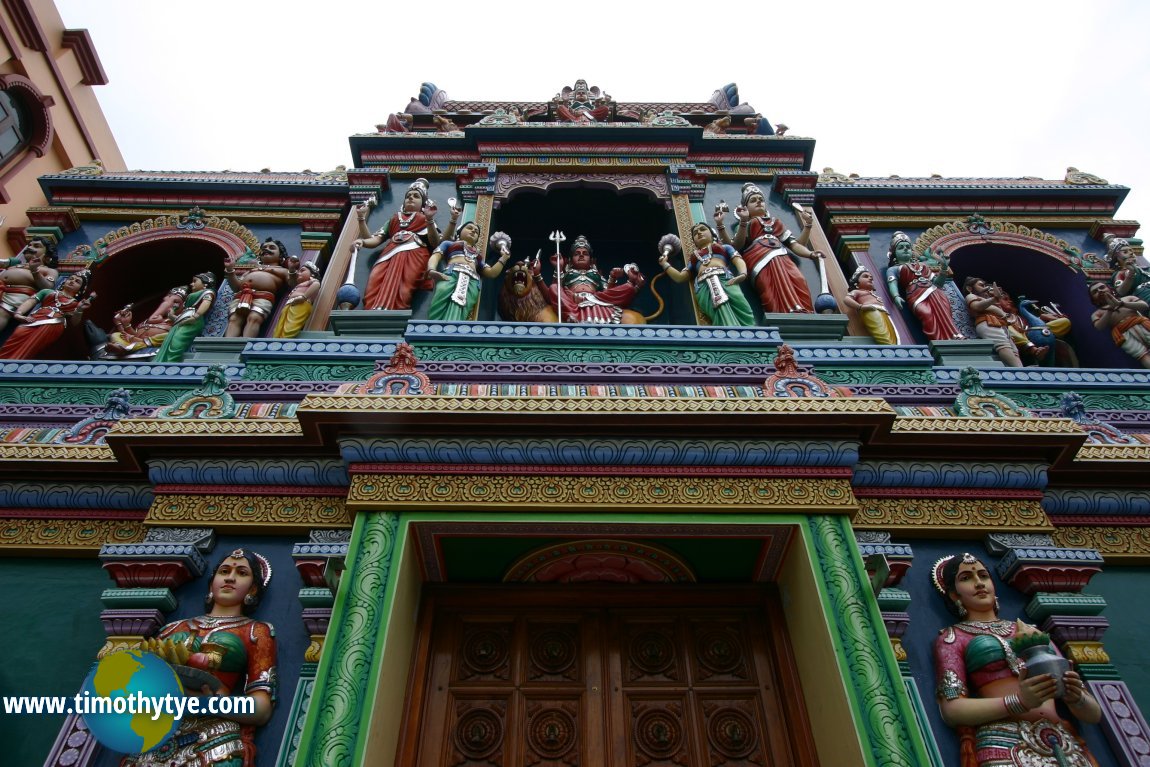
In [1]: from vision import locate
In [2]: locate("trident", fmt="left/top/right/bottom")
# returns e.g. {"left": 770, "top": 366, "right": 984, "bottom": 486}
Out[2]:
{"left": 549, "top": 230, "right": 566, "bottom": 324}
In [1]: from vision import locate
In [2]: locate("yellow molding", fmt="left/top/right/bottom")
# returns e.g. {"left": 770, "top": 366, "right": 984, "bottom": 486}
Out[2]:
{"left": 853, "top": 498, "right": 1051, "bottom": 534}
{"left": 1063, "top": 641, "right": 1110, "bottom": 665}
{"left": 1075, "top": 444, "right": 1150, "bottom": 462}
{"left": 1052, "top": 526, "right": 1150, "bottom": 563}
{"left": 0, "top": 518, "right": 145, "bottom": 553}
{"left": 305, "top": 636, "right": 325, "bottom": 663}
{"left": 113, "top": 419, "right": 302, "bottom": 437}
{"left": 146, "top": 494, "right": 350, "bottom": 530}
{"left": 0, "top": 444, "right": 115, "bottom": 461}
{"left": 891, "top": 417, "right": 1081, "bottom": 435}
{"left": 347, "top": 474, "right": 857, "bottom": 514}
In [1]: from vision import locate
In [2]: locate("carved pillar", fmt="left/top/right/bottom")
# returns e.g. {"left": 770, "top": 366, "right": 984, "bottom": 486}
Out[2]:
{"left": 808, "top": 515, "right": 934, "bottom": 766}
{"left": 294, "top": 512, "right": 399, "bottom": 767}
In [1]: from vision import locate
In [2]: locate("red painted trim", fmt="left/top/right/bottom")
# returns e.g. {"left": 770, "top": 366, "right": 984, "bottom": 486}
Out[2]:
{"left": 47, "top": 190, "right": 346, "bottom": 210}
{"left": 61, "top": 29, "right": 109, "bottom": 86}
{"left": 349, "top": 463, "right": 853, "bottom": 478}
{"left": 0, "top": 12, "right": 20, "bottom": 58}
{"left": 853, "top": 487, "right": 1044, "bottom": 500}
{"left": 2, "top": 0, "right": 45, "bottom": 50}
{"left": 151, "top": 484, "right": 346, "bottom": 496}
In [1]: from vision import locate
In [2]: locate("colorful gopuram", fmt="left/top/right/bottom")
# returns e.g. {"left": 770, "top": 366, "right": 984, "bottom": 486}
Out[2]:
{"left": 5, "top": 74, "right": 1150, "bottom": 767}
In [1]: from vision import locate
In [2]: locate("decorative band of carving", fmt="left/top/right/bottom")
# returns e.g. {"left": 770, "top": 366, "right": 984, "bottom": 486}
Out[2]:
{"left": 854, "top": 498, "right": 1051, "bottom": 532}
{"left": 1052, "top": 527, "right": 1150, "bottom": 562}
{"left": 115, "top": 419, "right": 302, "bottom": 436}
{"left": 0, "top": 444, "right": 114, "bottom": 461}
{"left": 891, "top": 417, "right": 1082, "bottom": 435}
{"left": 1076, "top": 444, "right": 1150, "bottom": 462}
{"left": 348, "top": 474, "right": 856, "bottom": 512}
{"left": 0, "top": 518, "right": 145, "bottom": 552}
{"left": 146, "top": 495, "right": 350, "bottom": 530}
{"left": 349, "top": 463, "right": 852, "bottom": 478}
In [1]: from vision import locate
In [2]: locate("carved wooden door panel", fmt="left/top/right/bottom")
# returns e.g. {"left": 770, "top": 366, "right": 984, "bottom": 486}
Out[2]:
{"left": 401, "top": 588, "right": 817, "bottom": 767}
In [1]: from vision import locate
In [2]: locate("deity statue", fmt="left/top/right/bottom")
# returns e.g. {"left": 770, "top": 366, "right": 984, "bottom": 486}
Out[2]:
{"left": 271, "top": 261, "right": 321, "bottom": 338}
{"left": 932, "top": 552, "right": 1100, "bottom": 767}
{"left": 720, "top": 183, "right": 823, "bottom": 314}
{"left": 885, "top": 232, "right": 966, "bottom": 342}
{"left": 551, "top": 79, "right": 613, "bottom": 123}
{"left": 843, "top": 266, "right": 896, "bottom": 344}
{"left": 497, "top": 260, "right": 559, "bottom": 323}
{"left": 657, "top": 223, "right": 754, "bottom": 327}
{"left": 126, "top": 547, "right": 277, "bottom": 767}
{"left": 0, "top": 237, "right": 59, "bottom": 334}
{"left": 425, "top": 222, "right": 510, "bottom": 321}
{"left": 1106, "top": 235, "right": 1150, "bottom": 309}
{"left": 964, "top": 277, "right": 1073, "bottom": 367}
{"left": 353, "top": 178, "right": 449, "bottom": 311}
{"left": 1090, "top": 281, "right": 1150, "bottom": 368}
{"left": 224, "top": 238, "right": 298, "bottom": 337}
{"left": 0, "top": 269, "right": 94, "bottom": 359}
{"left": 104, "top": 285, "right": 189, "bottom": 357}
{"left": 152, "top": 273, "right": 216, "bottom": 364}
{"left": 534, "top": 235, "right": 646, "bottom": 324}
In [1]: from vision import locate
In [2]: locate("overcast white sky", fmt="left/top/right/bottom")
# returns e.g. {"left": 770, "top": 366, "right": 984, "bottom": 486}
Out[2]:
{"left": 55, "top": 0, "right": 1150, "bottom": 232}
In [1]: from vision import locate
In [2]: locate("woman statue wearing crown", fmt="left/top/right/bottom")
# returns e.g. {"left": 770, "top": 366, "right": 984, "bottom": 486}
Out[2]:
{"left": 535, "top": 235, "right": 647, "bottom": 324}
{"left": 885, "top": 231, "right": 966, "bottom": 342}
{"left": 152, "top": 272, "right": 216, "bottom": 363}
{"left": 721, "top": 183, "right": 823, "bottom": 314}
{"left": 125, "top": 548, "right": 277, "bottom": 767}
{"left": 658, "top": 222, "right": 755, "bottom": 326}
{"left": 353, "top": 178, "right": 452, "bottom": 311}
{"left": 425, "top": 221, "right": 510, "bottom": 321}
{"left": 932, "top": 552, "right": 1100, "bottom": 766}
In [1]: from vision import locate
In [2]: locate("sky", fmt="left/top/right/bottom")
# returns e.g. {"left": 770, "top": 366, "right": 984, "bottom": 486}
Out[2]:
{"left": 54, "top": 0, "right": 1150, "bottom": 231}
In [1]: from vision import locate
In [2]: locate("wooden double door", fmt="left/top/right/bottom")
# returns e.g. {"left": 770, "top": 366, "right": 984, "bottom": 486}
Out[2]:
{"left": 399, "top": 586, "right": 818, "bottom": 766}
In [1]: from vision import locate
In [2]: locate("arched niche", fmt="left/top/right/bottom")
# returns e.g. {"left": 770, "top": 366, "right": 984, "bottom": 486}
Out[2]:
{"left": 486, "top": 183, "right": 690, "bottom": 324}
{"left": 916, "top": 220, "right": 1132, "bottom": 368}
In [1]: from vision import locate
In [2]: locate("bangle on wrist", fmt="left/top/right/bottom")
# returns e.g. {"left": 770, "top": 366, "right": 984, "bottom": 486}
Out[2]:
{"left": 1004, "top": 693, "right": 1029, "bottom": 716}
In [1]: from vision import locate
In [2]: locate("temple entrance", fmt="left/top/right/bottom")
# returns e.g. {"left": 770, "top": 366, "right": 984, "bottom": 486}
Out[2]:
{"left": 398, "top": 585, "right": 818, "bottom": 766}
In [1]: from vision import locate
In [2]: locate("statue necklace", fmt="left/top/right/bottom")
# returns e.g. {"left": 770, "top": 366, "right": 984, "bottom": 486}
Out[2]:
{"left": 397, "top": 210, "right": 416, "bottom": 229}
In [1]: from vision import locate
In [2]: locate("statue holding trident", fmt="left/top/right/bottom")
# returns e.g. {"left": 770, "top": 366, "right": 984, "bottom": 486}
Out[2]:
{"left": 532, "top": 232, "right": 648, "bottom": 324}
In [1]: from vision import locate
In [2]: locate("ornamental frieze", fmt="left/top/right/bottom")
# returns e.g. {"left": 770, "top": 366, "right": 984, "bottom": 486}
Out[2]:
{"left": 853, "top": 498, "right": 1051, "bottom": 532}
{"left": 146, "top": 494, "right": 350, "bottom": 530}
{"left": 1052, "top": 526, "right": 1150, "bottom": 562}
{"left": 0, "top": 518, "right": 145, "bottom": 553}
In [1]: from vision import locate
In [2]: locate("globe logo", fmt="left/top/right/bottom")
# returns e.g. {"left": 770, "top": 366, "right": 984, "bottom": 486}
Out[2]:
{"left": 80, "top": 649, "right": 182, "bottom": 754}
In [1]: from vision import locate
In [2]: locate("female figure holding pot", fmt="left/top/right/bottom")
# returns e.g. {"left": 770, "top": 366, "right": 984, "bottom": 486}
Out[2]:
{"left": 932, "top": 552, "right": 1101, "bottom": 766}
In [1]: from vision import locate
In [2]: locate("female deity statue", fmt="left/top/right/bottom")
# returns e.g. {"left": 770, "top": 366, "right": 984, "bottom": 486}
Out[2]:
{"left": 127, "top": 547, "right": 277, "bottom": 766}
{"left": 842, "top": 266, "right": 897, "bottom": 344}
{"left": 152, "top": 273, "right": 216, "bottom": 363}
{"left": 932, "top": 552, "right": 1100, "bottom": 766}
{"left": 425, "top": 222, "right": 510, "bottom": 321}
{"left": 0, "top": 269, "right": 94, "bottom": 359}
{"left": 721, "top": 183, "right": 823, "bottom": 314}
{"left": 658, "top": 222, "right": 755, "bottom": 326}
{"left": 353, "top": 178, "right": 452, "bottom": 311}
{"left": 885, "top": 231, "right": 966, "bottom": 342}
{"left": 1107, "top": 235, "right": 1150, "bottom": 309}
{"left": 272, "top": 261, "right": 321, "bottom": 338}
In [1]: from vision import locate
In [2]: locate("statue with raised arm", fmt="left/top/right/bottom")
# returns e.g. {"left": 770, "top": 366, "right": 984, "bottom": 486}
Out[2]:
{"left": 127, "top": 547, "right": 277, "bottom": 766}
{"left": 223, "top": 238, "right": 297, "bottom": 337}
{"left": 720, "top": 183, "right": 823, "bottom": 314}
{"left": 536, "top": 235, "right": 646, "bottom": 324}
{"left": 1106, "top": 235, "right": 1150, "bottom": 310}
{"left": 0, "top": 237, "right": 59, "bottom": 334}
{"left": 0, "top": 269, "right": 94, "bottom": 359}
{"left": 932, "top": 552, "right": 1100, "bottom": 766}
{"left": 657, "top": 224, "right": 754, "bottom": 326}
{"left": 885, "top": 231, "right": 965, "bottom": 342}
{"left": 353, "top": 178, "right": 450, "bottom": 311}
{"left": 425, "top": 221, "right": 510, "bottom": 321}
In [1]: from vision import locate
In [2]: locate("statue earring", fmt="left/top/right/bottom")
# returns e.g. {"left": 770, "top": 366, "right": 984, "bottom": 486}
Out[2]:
{"left": 953, "top": 599, "right": 968, "bottom": 619}
{"left": 243, "top": 593, "right": 257, "bottom": 606}
{"left": 204, "top": 592, "right": 214, "bottom": 608}
{"left": 994, "top": 597, "right": 1001, "bottom": 614}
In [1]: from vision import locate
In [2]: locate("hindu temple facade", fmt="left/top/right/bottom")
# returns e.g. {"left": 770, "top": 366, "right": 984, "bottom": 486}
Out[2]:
{"left": 4, "top": 72, "right": 1150, "bottom": 767}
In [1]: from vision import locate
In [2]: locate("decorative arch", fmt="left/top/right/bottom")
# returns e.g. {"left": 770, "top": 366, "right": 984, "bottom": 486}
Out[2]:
{"left": 503, "top": 539, "right": 696, "bottom": 583}
{"left": 0, "top": 73, "right": 53, "bottom": 160}
{"left": 89, "top": 210, "right": 261, "bottom": 266}
{"left": 494, "top": 173, "right": 670, "bottom": 208}
{"left": 912, "top": 215, "right": 1083, "bottom": 271}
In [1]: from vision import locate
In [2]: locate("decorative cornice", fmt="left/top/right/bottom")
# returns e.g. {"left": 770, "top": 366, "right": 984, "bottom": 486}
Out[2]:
{"left": 347, "top": 474, "right": 857, "bottom": 513}
{"left": 1075, "top": 444, "right": 1150, "bottom": 462}
{"left": 1052, "top": 527, "right": 1150, "bottom": 563}
{"left": 0, "top": 360, "right": 243, "bottom": 381}
{"left": 0, "top": 518, "right": 144, "bottom": 553}
{"left": 853, "top": 498, "right": 1051, "bottom": 533}
{"left": 0, "top": 444, "right": 113, "bottom": 461}
{"left": 852, "top": 461, "right": 1047, "bottom": 490}
{"left": 933, "top": 366, "right": 1150, "bottom": 388}
{"left": 1043, "top": 488, "right": 1150, "bottom": 517}
{"left": 112, "top": 419, "right": 302, "bottom": 437}
{"left": 890, "top": 417, "right": 1081, "bottom": 435}
{"left": 147, "top": 458, "right": 349, "bottom": 486}
{"left": 146, "top": 494, "right": 350, "bottom": 530}
{"left": 3, "top": 0, "right": 46, "bottom": 50}
{"left": 0, "top": 482, "right": 151, "bottom": 508}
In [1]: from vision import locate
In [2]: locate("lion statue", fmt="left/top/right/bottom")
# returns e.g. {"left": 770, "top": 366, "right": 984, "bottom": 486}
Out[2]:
{"left": 498, "top": 260, "right": 559, "bottom": 322}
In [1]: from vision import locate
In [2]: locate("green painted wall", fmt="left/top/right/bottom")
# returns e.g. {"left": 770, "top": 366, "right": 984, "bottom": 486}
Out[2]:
{"left": 1089, "top": 566, "right": 1150, "bottom": 713}
{"left": 0, "top": 558, "right": 107, "bottom": 766}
